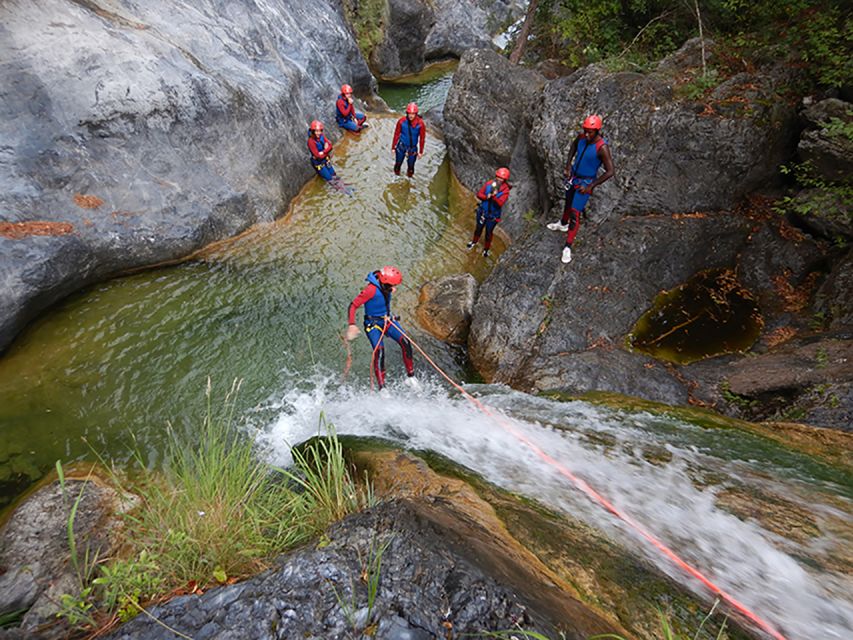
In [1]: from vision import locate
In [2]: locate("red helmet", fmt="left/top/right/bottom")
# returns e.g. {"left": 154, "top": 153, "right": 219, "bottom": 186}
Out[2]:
{"left": 378, "top": 265, "right": 402, "bottom": 286}
{"left": 495, "top": 167, "right": 510, "bottom": 180}
{"left": 341, "top": 83, "right": 353, "bottom": 95}
{"left": 309, "top": 120, "right": 324, "bottom": 131}
{"left": 582, "top": 114, "right": 602, "bottom": 130}
{"left": 405, "top": 102, "right": 419, "bottom": 115}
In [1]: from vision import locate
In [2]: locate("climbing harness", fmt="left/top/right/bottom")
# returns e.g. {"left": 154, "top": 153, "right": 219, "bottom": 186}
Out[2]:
{"left": 381, "top": 318, "right": 788, "bottom": 640}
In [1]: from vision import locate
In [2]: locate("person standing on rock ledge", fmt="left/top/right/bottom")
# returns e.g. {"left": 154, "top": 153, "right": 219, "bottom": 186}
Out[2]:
{"left": 336, "top": 84, "right": 368, "bottom": 132}
{"left": 392, "top": 102, "right": 426, "bottom": 177}
{"left": 546, "top": 114, "right": 615, "bottom": 264}
{"left": 346, "top": 266, "right": 419, "bottom": 392}
{"left": 307, "top": 120, "right": 337, "bottom": 181}
{"left": 467, "top": 167, "right": 512, "bottom": 258}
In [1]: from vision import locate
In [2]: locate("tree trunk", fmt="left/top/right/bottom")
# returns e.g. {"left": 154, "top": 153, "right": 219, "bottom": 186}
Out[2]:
{"left": 509, "top": 0, "right": 540, "bottom": 65}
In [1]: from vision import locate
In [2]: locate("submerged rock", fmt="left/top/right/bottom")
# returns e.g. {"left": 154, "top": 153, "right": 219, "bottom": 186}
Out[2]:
{"left": 0, "top": 0, "right": 373, "bottom": 353}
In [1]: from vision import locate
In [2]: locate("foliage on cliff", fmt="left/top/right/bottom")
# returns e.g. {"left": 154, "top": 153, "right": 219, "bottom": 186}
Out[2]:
{"left": 525, "top": 0, "right": 851, "bottom": 89}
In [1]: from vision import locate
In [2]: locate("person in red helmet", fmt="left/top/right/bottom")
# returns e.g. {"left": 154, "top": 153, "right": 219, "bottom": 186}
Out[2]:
{"left": 546, "top": 114, "right": 614, "bottom": 264}
{"left": 346, "top": 266, "right": 418, "bottom": 390}
{"left": 467, "top": 167, "right": 512, "bottom": 258}
{"left": 306, "top": 120, "right": 337, "bottom": 181}
{"left": 335, "top": 84, "right": 368, "bottom": 132}
{"left": 392, "top": 102, "right": 426, "bottom": 177}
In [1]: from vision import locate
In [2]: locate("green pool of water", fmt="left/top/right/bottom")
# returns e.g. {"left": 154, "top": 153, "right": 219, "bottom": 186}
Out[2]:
{"left": 0, "top": 114, "right": 499, "bottom": 508}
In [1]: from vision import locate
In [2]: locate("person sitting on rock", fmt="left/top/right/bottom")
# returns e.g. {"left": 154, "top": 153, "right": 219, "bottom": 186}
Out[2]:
{"left": 335, "top": 84, "right": 367, "bottom": 132}
{"left": 346, "top": 266, "right": 418, "bottom": 391}
{"left": 546, "top": 114, "right": 615, "bottom": 264}
{"left": 392, "top": 102, "right": 426, "bottom": 177}
{"left": 307, "top": 120, "right": 337, "bottom": 181}
{"left": 467, "top": 167, "right": 512, "bottom": 258}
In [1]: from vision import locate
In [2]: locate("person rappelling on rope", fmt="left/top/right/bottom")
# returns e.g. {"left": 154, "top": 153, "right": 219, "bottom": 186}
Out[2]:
{"left": 307, "top": 120, "right": 337, "bottom": 181}
{"left": 392, "top": 102, "right": 426, "bottom": 177}
{"left": 546, "top": 114, "right": 615, "bottom": 264}
{"left": 335, "top": 84, "right": 368, "bottom": 132}
{"left": 467, "top": 167, "right": 511, "bottom": 258}
{"left": 346, "top": 266, "right": 419, "bottom": 391}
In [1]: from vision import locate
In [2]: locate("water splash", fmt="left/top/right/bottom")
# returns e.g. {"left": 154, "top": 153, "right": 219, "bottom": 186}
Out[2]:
{"left": 258, "top": 375, "right": 853, "bottom": 640}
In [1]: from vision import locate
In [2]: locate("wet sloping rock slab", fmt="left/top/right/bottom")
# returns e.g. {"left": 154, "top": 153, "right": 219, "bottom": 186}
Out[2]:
{"left": 355, "top": 448, "right": 746, "bottom": 640}
{"left": 103, "top": 496, "right": 619, "bottom": 640}
{"left": 0, "top": 0, "right": 373, "bottom": 352}
{"left": 468, "top": 210, "right": 825, "bottom": 403}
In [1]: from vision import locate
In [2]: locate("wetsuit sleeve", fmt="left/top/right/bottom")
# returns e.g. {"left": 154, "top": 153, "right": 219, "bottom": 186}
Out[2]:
{"left": 392, "top": 119, "right": 402, "bottom": 148}
{"left": 336, "top": 96, "right": 353, "bottom": 118}
{"left": 308, "top": 137, "right": 327, "bottom": 159}
{"left": 418, "top": 119, "right": 426, "bottom": 154}
{"left": 476, "top": 181, "right": 490, "bottom": 201}
{"left": 348, "top": 284, "right": 376, "bottom": 324}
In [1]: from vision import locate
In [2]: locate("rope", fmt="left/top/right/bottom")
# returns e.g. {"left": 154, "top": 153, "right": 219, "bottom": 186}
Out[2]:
{"left": 387, "top": 318, "right": 788, "bottom": 640}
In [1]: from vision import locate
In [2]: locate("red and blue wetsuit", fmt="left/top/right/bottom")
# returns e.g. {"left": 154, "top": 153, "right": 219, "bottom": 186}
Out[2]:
{"left": 561, "top": 133, "right": 608, "bottom": 245}
{"left": 335, "top": 93, "right": 366, "bottom": 132}
{"left": 307, "top": 131, "right": 336, "bottom": 181}
{"left": 392, "top": 115, "right": 426, "bottom": 176}
{"left": 348, "top": 271, "right": 414, "bottom": 388}
{"left": 471, "top": 179, "right": 511, "bottom": 251}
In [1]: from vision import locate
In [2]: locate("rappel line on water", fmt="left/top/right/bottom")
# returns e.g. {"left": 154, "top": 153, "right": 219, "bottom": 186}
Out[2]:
{"left": 382, "top": 318, "right": 788, "bottom": 640}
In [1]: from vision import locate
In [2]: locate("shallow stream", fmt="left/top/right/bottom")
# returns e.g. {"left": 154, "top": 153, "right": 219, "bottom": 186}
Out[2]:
{"left": 0, "top": 70, "right": 850, "bottom": 640}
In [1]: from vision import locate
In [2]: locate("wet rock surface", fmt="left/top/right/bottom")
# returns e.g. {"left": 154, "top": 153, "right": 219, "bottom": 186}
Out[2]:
{"left": 370, "top": 0, "right": 523, "bottom": 79}
{"left": 102, "top": 498, "right": 616, "bottom": 640}
{"left": 0, "top": 476, "right": 134, "bottom": 635}
{"left": 0, "top": 0, "right": 373, "bottom": 352}
{"left": 444, "top": 49, "right": 547, "bottom": 239}
{"left": 444, "top": 40, "right": 853, "bottom": 429}
{"left": 416, "top": 273, "right": 478, "bottom": 344}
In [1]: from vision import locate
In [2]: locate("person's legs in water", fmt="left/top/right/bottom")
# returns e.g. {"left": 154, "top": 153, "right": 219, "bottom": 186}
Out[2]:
{"left": 364, "top": 322, "right": 387, "bottom": 388}
{"left": 315, "top": 161, "right": 336, "bottom": 182}
{"left": 406, "top": 149, "right": 417, "bottom": 177}
{"left": 385, "top": 322, "right": 415, "bottom": 378}
{"left": 393, "top": 145, "right": 406, "bottom": 175}
{"left": 340, "top": 119, "right": 360, "bottom": 132}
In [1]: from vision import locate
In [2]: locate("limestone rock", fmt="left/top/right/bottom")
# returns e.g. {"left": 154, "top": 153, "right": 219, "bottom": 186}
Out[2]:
{"left": 798, "top": 98, "right": 853, "bottom": 183}
{"left": 102, "top": 499, "right": 616, "bottom": 640}
{"left": 0, "top": 476, "right": 136, "bottom": 632}
{"left": 416, "top": 273, "right": 478, "bottom": 344}
{"left": 0, "top": 0, "right": 374, "bottom": 353}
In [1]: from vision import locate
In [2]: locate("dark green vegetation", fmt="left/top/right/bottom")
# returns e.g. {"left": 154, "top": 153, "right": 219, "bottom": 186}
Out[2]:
{"left": 58, "top": 387, "right": 370, "bottom": 631}
{"left": 627, "top": 269, "right": 763, "bottom": 365}
{"left": 524, "top": 1, "right": 851, "bottom": 89}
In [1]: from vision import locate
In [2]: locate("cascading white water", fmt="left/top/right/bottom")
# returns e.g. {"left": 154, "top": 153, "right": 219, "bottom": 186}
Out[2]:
{"left": 258, "top": 374, "right": 853, "bottom": 640}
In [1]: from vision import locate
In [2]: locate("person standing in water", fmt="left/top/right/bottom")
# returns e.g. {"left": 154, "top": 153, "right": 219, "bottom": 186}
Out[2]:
{"left": 335, "top": 84, "right": 367, "bottom": 133}
{"left": 545, "top": 114, "right": 614, "bottom": 264}
{"left": 392, "top": 102, "right": 426, "bottom": 177}
{"left": 306, "top": 120, "right": 337, "bottom": 181}
{"left": 346, "top": 266, "right": 418, "bottom": 391}
{"left": 467, "top": 167, "right": 511, "bottom": 258}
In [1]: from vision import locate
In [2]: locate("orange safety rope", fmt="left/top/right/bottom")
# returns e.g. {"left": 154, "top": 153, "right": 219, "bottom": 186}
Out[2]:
{"left": 388, "top": 318, "right": 788, "bottom": 640}
{"left": 368, "top": 318, "right": 391, "bottom": 391}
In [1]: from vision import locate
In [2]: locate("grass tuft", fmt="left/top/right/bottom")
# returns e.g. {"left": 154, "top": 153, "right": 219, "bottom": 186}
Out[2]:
{"left": 58, "top": 380, "right": 370, "bottom": 629}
